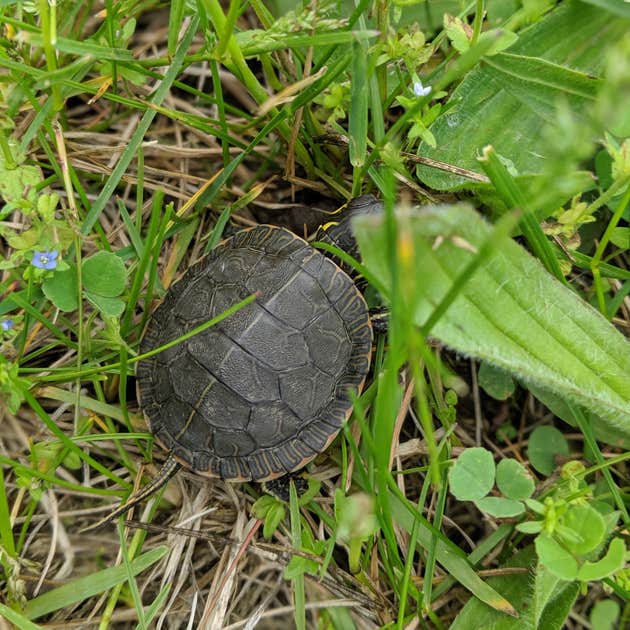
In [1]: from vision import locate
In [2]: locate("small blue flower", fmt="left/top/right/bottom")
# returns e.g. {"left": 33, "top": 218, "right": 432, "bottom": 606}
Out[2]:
{"left": 413, "top": 80, "right": 432, "bottom": 97}
{"left": 1, "top": 319, "right": 14, "bottom": 332}
{"left": 32, "top": 250, "right": 59, "bottom": 270}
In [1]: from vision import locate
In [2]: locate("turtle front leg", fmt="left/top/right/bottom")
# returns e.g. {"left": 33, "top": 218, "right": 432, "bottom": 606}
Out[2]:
{"left": 369, "top": 306, "right": 389, "bottom": 335}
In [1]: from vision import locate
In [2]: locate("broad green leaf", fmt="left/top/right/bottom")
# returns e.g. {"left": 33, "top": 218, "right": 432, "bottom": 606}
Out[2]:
{"left": 577, "top": 537, "right": 626, "bottom": 582}
{"left": 451, "top": 545, "right": 578, "bottom": 629}
{"left": 478, "top": 361, "right": 516, "bottom": 400}
{"left": 389, "top": 491, "right": 517, "bottom": 617}
{"left": 42, "top": 266, "right": 79, "bottom": 312}
{"left": 532, "top": 562, "right": 578, "bottom": 630}
{"left": 496, "top": 459, "right": 535, "bottom": 500}
{"left": 448, "top": 447, "right": 495, "bottom": 501}
{"left": 444, "top": 14, "right": 471, "bottom": 53}
{"left": 581, "top": 0, "right": 630, "bottom": 18}
{"left": 527, "top": 387, "right": 630, "bottom": 448}
{"left": 0, "top": 163, "right": 41, "bottom": 205}
{"left": 609, "top": 227, "right": 629, "bottom": 250}
{"left": 589, "top": 599, "right": 620, "bottom": 630}
{"left": 561, "top": 505, "right": 605, "bottom": 555}
{"left": 527, "top": 426, "right": 570, "bottom": 476}
{"left": 535, "top": 534, "right": 578, "bottom": 581}
{"left": 85, "top": 292, "right": 126, "bottom": 317}
{"left": 516, "top": 520, "right": 543, "bottom": 535}
{"left": 82, "top": 251, "right": 127, "bottom": 297}
{"left": 475, "top": 496, "right": 525, "bottom": 518}
{"left": 24, "top": 546, "right": 168, "bottom": 619}
{"left": 284, "top": 554, "right": 319, "bottom": 580}
{"left": 353, "top": 205, "right": 630, "bottom": 442}
{"left": 251, "top": 495, "right": 287, "bottom": 540}
{"left": 417, "top": 2, "right": 629, "bottom": 189}
{"left": 263, "top": 502, "right": 286, "bottom": 538}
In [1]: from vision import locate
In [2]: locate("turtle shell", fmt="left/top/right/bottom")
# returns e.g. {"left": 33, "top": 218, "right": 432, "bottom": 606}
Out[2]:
{"left": 136, "top": 225, "right": 372, "bottom": 482}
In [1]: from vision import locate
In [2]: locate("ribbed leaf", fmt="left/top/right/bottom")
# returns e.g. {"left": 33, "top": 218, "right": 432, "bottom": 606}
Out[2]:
{"left": 353, "top": 205, "right": 630, "bottom": 441}
{"left": 417, "top": 3, "right": 629, "bottom": 189}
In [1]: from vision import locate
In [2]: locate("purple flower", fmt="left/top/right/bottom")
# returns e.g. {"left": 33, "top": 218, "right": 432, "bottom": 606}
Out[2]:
{"left": 1, "top": 319, "right": 14, "bottom": 332}
{"left": 32, "top": 250, "right": 59, "bottom": 270}
{"left": 413, "top": 80, "right": 432, "bottom": 97}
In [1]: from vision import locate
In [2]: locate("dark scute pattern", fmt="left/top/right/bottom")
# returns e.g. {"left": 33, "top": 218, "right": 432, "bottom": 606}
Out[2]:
{"left": 299, "top": 420, "right": 337, "bottom": 452}
{"left": 303, "top": 309, "right": 351, "bottom": 375}
{"left": 237, "top": 310, "right": 309, "bottom": 371}
{"left": 320, "top": 398, "right": 353, "bottom": 428}
{"left": 217, "top": 342, "right": 280, "bottom": 403}
{"left": 169, "top": 352, "right": 211, "bottom": 404}
{"left": 258, "top": 450, "right": 286, "bottom": 477}
{"left": 247, "top": 401, "right": 302, "bottom": 448}
{"left": 188, "top": 328, "right": 280, "bottom": 404}
{"left": 188, "top": 329, "right": 234, "bottom": 377}
{"left": 279, "top": 365, "right": 336, "bottom": 418}
{"left": 196, "top": 379, "right": 250, "bottom": 431}
{"left": 275, "top": 442, "right": 305, "bottom": 472}
{"left": 136, "top": 225, "right": 372, "bottom": 481}
{"left": 220, "top": 457, "right": 250, "bottom": 481}
{"left": 245, "top": 253, "right": 301, "bottom": 298}
{"left": 151, "top": 361, "right": 173, "bottom": 404}
{"left": 262, "top": 268, "right": 324, "bottom": 329}
{"left": 247, "top": 453, "right": 271, "bottom": 480}
{"left": 315, "top": 258, "right": 353, "bottom": 303}
{"left": 152, "top": 397, "right": 195, "bottom": 450}
{"left": 176, "top": 279, "right": 214, "bottom": 322}
{"left": 214, "top": 427, "right": 257, "bottom": 457}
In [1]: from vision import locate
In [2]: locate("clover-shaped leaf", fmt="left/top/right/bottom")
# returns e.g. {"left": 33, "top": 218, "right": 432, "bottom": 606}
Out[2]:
{"left": 82, "top": 251, "right": 126, "bottom": 297}
{"left": 448, "top": 447, "right": 495, "bottom": 501}
{"left": 42, "top": 266, "right": 79, "bottom": 312}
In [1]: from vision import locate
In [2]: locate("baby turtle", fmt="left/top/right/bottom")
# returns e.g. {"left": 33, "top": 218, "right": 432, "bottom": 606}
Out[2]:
{"left": 89, "top": 195, "right": 383, "bottom": 527}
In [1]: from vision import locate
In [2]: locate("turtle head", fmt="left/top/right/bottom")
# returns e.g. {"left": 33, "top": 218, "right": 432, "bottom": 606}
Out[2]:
{"left": 317, "top": 195, "right": 383, "bottom": 260}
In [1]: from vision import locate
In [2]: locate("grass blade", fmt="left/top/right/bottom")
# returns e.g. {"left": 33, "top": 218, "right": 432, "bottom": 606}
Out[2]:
{"left": 24, "top": 546, "right": 168, "bottom": 620}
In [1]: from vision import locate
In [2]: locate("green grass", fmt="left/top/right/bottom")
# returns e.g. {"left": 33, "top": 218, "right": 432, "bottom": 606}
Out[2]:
{"left": 1, "top": 1, "right": 630, "bottom": 629}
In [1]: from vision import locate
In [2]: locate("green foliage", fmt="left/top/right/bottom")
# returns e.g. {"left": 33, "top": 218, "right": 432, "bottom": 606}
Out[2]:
{"left": 1, "top": 0, "right": 629, "bottom": 626}
{"left": 0, "top": 356, "right": 31, "bottom": 413}
{"left": 354, "top": 205, "right": 630, "bottom": 441}
{"left": 451, "top": 546, "right": 580, "bottom": 630}
{"left": 417, "top": 2, "right": 624, "bottom": 190}
{"left": 590, "top": 598, "right": 621, "bottom": 630}
{"left": 23, "top": 547, "right": 168, "bottom": 620}
{"left": 527, "top": 426, "right": 570, "bottom": 476}
{"left": 81, "top": 252, "right": 127, "bottom": 316}
{"left": 516, "top": 461, "right": 626, "bottom": 584}
{"left": 448, "top": 447, "right": 533, "bottom": 518}
{"left": 448, "top": 447, "right": 495, "bottom": 502}
{"left": 450, "top": 446, "right": 627, "bottom": 625}
{"left": 252, "top": 478, "right": 320, "bottom": 539}
{"left": 252, "top": 494, "right": 287, "bottom": 539}
{"left": 496, "top": 458, "right": 535, "bottom": 501}
{"left": 0, "top": 145, "right": 72, "bottom": 271}
{"left": 334, "top": 490, "right": 379, "bottom": 574}
{"left": 478, "top": 362, "right": 516, "bottom": 400}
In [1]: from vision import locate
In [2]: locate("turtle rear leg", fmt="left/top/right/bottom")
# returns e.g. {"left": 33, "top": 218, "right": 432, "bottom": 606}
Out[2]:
{"left": 82, "top": 453, "right": 181, "bottom": 532}
{"left": 261, "top": 473, "right": 309, "bottom": 502}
